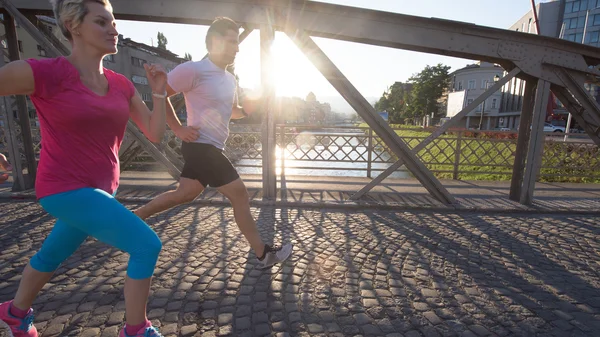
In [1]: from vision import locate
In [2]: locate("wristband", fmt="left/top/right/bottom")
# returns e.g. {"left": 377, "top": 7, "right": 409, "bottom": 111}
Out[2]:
{"left": 152, "top": 92, "right": 167, "bottom": 99}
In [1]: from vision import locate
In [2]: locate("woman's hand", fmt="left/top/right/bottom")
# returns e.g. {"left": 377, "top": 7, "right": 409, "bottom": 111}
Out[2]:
{"left": 144, "top": 63, "right": 167, "bottom": 95}
{"left": 0, "top": 153, "right": 12, "bottom": 183}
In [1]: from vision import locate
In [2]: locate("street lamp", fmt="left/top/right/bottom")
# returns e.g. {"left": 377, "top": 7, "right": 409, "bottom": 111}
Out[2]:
{"left": 477, "top": 74, "right": 500, "bottom": 130}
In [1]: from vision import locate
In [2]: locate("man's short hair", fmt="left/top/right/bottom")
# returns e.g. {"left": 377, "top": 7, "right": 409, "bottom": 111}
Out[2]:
{"left": 206, "top": 17, "right": 239, "bottom": 49}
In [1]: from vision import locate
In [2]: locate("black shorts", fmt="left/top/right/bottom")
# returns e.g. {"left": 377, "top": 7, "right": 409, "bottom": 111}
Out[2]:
{"left": 180, "top": 142, "right": 240, "bottom": 188}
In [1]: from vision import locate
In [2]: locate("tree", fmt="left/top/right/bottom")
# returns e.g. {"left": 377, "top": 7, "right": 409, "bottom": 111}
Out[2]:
{"left": 157, "top": 32, "right": 168, "bottom": 49}
{"left": 374, "top": 82, "right": 412, "bottom": 123}
{"left": 405, "top": 63, "right": 451, "bottom": 118}
{"left": 184, "top": 52, "right": 193, "bottom": 61}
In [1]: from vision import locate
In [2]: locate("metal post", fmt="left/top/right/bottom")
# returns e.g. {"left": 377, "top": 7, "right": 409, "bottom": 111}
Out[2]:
{"left": 530, "top": 0, "right": 541, "bottom": 34}
{"left": 583, "top": 10, "right": 590, "bottom": 43}
{"left": 520, "top": 79, "right": 551, "bottom": 205}
{"left": 260, "top": 24, "right": 276, "bottom": 199}
{"left": 478, "top": 100, "right": 485, "bottom": 130}
{"left": 563, "top": 112, "right": 573, "bottom": 142}
{"left": 366, "top": 128, "right": 373, "bottom": 178}
{"left": 280, "top": 125, "right": 285, "bottom": 178}
{"left": 453, "top": 131, "right": 462, "bottom": 180}
{"left": 510, "top": 80, "right": 536, "bottom": 201}
{"left": 4, "top": 11, "right": 37, "bottom": 189}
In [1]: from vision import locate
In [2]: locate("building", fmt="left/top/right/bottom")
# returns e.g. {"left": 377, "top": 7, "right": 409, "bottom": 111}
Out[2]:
{"left": 501, "top": 0, "right": 598, "bottom": 129}
{"left": 510, "top": 0, "right": 563, "bottom": 37}
{"left": 446, "top": 62, "right": 504, "bottom": 130}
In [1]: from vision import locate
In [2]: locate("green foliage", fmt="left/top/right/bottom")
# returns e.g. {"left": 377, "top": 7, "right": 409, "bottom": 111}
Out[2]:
{"left": 405, "top": 63, "right": 451, "bottom": 118}
{"left": 157, "top": 32, "right": 168, "bottom": 49}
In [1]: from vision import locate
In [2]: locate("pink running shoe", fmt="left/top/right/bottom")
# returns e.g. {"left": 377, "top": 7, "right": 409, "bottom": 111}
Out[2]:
{"left": 119, "top": 320, "right": 163, "bottom": 337}
{"left": 0, "top": 301, "right": 38, "bottom": 337}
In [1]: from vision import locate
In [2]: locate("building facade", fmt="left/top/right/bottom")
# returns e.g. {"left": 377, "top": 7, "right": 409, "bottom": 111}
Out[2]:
{"left": 446, "top": 62, "right": 504, "bottom": 130}
{"left": 502, "top": 0, "right": 597, "bottom": 130}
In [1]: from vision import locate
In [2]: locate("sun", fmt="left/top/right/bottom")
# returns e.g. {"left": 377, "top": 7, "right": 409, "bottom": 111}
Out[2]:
{"left": 271, "top": 35, "right": 315, "bottom": 97}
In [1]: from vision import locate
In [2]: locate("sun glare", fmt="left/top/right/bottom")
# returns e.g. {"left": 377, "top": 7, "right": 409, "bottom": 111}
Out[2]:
{"left": 272, "top": 36, "right": 314, "bottom": 97}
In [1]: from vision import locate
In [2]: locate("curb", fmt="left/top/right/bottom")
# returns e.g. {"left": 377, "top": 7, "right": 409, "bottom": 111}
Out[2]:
{"left": 1, "top": 192, "right": 599, "bottom": 215}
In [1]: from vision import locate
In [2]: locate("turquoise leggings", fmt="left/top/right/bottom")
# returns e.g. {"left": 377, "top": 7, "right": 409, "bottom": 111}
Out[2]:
{"left": 31, "top": 188, "right": 162, "bottom": 279}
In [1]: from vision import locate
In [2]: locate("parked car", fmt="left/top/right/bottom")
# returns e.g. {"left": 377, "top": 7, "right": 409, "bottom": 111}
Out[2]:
{"left": 544, "top": 123, "right": 565, "bottom": 132}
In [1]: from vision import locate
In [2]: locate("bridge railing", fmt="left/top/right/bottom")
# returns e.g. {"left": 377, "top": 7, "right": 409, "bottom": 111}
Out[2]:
{"left": 1, "top": 123, "right": 598, "bottom": 182}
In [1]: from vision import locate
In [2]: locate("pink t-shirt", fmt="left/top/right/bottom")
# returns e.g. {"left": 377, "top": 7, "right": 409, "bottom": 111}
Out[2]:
{"left": 26, "top": 57, "right": 135, "bottom": 199}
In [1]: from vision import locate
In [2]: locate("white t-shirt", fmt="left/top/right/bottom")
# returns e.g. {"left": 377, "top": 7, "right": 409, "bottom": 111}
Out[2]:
{"left": 168, "top": 58, "right": 237, "bottom": 150}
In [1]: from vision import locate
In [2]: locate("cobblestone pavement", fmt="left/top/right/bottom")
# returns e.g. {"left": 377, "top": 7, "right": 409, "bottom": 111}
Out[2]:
{"left": 1, "top": 200, "right": 599, "bottom": 337}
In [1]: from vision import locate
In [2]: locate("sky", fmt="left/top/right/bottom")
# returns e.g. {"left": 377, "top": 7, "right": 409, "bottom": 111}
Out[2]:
{"left": 114, "top": 0, "right": 553, "bottom": 110}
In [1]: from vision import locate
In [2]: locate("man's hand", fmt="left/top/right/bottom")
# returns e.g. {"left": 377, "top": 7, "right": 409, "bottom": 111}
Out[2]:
{"left": 174, "top": 125, "right": 200, "bottom": 142}
{"left": 0, "top": 153, "right": 12, "bottom": 183}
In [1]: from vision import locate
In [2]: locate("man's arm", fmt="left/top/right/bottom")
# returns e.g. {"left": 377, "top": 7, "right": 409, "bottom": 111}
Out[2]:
{"left": 166, "top": 84, "right": 200, "bottom": 142}
{"left": 231, "top": 104, "right": 248, "bottom": 120}
{"left": 165, "top": 84, "right": 184, "bottom": 131}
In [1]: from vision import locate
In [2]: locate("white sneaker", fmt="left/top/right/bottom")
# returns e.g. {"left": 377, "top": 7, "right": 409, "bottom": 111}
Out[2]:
{"left": 256, "top": 243, "right": 293, "bottom": 269}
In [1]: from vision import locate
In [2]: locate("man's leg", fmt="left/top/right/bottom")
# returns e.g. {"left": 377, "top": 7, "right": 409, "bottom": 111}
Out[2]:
{"left": 217, "top": 177, "right": 265, "bottom": 255}
{"left": 217, "top": 177, "right": 292, "bottom": 268}
{"left": 135, "top": 177, "right": 204, "bottom": 220}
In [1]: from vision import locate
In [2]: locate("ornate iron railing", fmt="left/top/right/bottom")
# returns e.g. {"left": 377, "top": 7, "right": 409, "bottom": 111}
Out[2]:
{"left": 1, "top": 123, "right": 598, "bottom": 182}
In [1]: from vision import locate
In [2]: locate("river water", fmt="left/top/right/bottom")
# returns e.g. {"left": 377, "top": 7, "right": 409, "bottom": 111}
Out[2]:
{"left": 234, "top": 128, "right": 413, "bottom": 178}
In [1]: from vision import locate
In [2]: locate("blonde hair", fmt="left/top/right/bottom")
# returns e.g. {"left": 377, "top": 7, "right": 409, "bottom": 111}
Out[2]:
{"left": 49, "top": 0, "right": 112, "bottom": 40}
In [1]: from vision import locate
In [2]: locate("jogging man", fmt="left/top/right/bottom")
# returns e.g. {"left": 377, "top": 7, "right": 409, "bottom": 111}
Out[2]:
{"left": 134, "top": 17, "right": 292, "bottom": 269}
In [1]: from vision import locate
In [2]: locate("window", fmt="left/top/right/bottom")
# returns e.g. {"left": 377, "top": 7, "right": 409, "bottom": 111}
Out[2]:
{"left": 578, "top": 16, "right": 586, "bottom": 29}
{"left": 37, "top": 45, "right": 46, "bottom": 57}
{"left": 528, "top": 18, "right": 532, "bottom": 33}
{"left": 131, "top": 56, "right": 147, "bottom": 67}
{"left": 482, "top": 79, "right": 490, "bottom": 89}
{"left": 568, "top": 18, "right": 576, "bottom": 29}
{"left": 566, "top": 1, "right": 574, "bottom": 13}
{"left": 467, "top": 99, "right": 474, "bottom": 107}
{"left": 131, "top": 75, "right": 148, "bottom": 85}
{"left": 492, "top": 99, "right": 497, "bottom": 109}
{"left": 590, "top": 31, "right": 600, "bottom": 43}
{"left": 103, "top": 54, "right": 115, "bottom": 62}
{"left": 576, "top": 32, "right": 584, "bottom": 42}
{"left": 468, "top": 80, "right": 476, "bottom": 89}
{"left": 458, "top": 81, "right": 463, "bottom": 91}
{"left": 566, "top": 33, "right": 577, "bottom": 41}
{"left": 573, "top": 0, "right": 581, "bottom": 12}
{"left": 594, "top": 14, "right": 600, "bottom": 26}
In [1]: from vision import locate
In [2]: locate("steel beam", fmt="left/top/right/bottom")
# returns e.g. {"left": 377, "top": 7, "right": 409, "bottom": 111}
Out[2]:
{"left": 551, "top": 68, "right": 600, "bottom": 146}
{"left": 520, "top": 79, "right": 551, "bottom": 205}
{"left": 15, "top": 0, "right": 600, "bottom": 83}
{"left": 260, "top": 23, "right": 277, "bottom": 199}
{"left": 0, "top": 53, "right": 25, "bottom": 191}
{"left": 351, "top": 68, "right": 521, "bottom": 200}
{"left": 3, "top": 11, "right": 37, "bottom": 189}
{"left": 125, "top": 123, "right": 181, "bottom": 179}
{"left": 509, "top": 80, "right": 536, "bottom": 202}
{"left": 286, "top": 28, "right": 457, "bottom": 206}
{"left": 551, "top": 85, "right": 600, "bottom": 146}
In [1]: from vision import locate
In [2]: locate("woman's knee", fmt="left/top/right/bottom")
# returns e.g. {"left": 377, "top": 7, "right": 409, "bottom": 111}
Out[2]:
{"left": 126, "top": 226, "right": 162, "bottom": 279}
{"left": 131, "top": 224, "right": 162, "bottom": 257}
